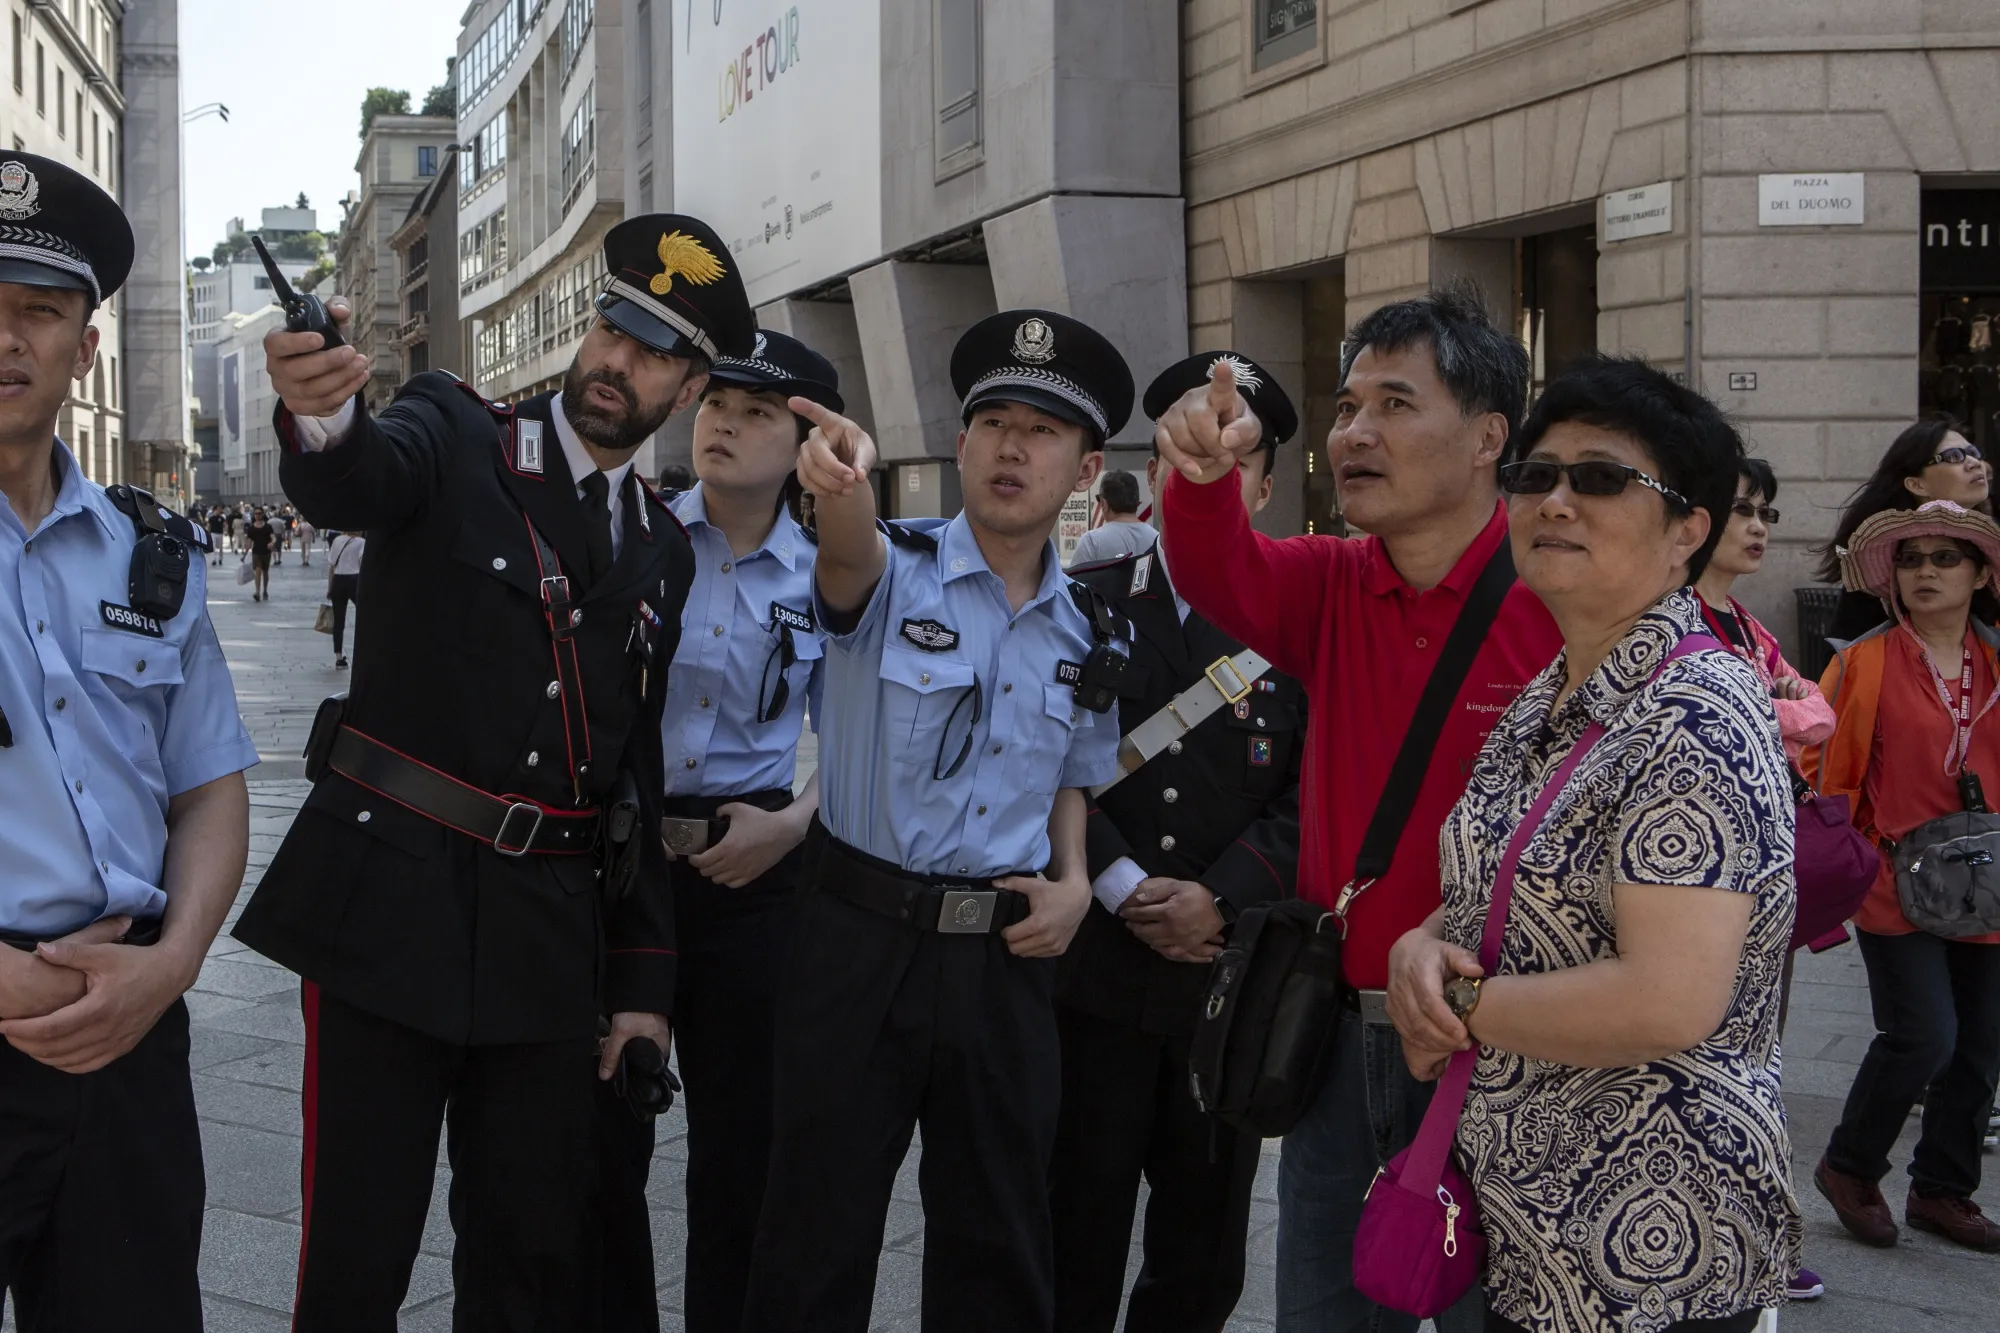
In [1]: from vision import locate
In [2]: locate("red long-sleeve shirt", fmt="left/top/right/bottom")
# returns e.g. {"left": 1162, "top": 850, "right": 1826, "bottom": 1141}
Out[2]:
{"left": 1161, "top": 473, "right": 1562, "bottom": 988}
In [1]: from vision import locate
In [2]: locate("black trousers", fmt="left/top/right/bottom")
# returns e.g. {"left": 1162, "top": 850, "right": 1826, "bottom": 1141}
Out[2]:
{"left": 292, "top": 984, "right": 600, "bottom": 1332}
{"left": 596, "top": 824, "right": 802, "bottom": 1333}
{"left": 742, "top": 882, "right": 1063, "bottom": 1333}
{"left": 1049, "top": 1005, "right": 1260, "bottom": 1333}
{"left": 329, "top": 572, "right": 359, "bottom": 656}
{"left": 0, "top": 999, "right": 203, "bottom": 1332}
{"left": 1827, "top": 929, "right": 2000, "bottom": 1198}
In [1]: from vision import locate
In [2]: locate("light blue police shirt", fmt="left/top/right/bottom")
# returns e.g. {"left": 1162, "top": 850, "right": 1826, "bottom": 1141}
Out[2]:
{"left": 814, "top": 512, "right": 1120, "bottom": 879}
{"left": 663, "top": 484, "right": 824, "bottom": 796}
{"left": 0, "top": 444, "right": 258, "bottom": 936}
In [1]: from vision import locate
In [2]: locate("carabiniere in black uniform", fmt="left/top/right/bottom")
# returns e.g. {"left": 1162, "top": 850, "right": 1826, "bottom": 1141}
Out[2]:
{"left": 1051, "top": 352, "right": 1307, "bottom": 1333}
{"left": 233, "top": 214, "right": 754, "bottom": 1332}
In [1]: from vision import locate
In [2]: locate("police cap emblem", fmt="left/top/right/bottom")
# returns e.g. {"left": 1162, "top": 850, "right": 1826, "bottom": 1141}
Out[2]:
{"left": 651, "top": 230, "right": 726, "bottom": 296}
{"left": 1012, "top": 317, "right": 1057, "bottom": 364}
{"left": 0, "top": 161, "right": 41, "bottom": 220}
{"left": 1209, "top": 354, "right": 1262, "bottom": 393}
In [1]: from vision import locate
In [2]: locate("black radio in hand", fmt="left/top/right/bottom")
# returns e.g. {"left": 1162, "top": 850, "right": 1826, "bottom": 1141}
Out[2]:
{"left": 251, "top": 234, "right": 345, "bottom": 349}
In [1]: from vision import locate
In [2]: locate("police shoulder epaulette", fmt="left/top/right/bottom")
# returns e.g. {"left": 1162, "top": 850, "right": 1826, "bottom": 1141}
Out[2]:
{"left": 880, "top": 521, "right": 938, "bottom": 554}
{"left": 105, "top": 484, "right": 212, "bottom": 550}
{"left": 1066, "top": 551, "right": 1137, "bottom": 594}
{"left": 638, "top": 477, "right": 690, "bottom": 540}
{"left": 449, "top": 378, "right": 514, "bottom": 418}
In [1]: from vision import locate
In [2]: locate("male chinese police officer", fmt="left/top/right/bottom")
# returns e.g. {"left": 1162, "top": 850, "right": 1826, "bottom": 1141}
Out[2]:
{"left": 234, "top": 215, "right": 753, "bottom": 1332}
{"left": 0, "top": 151, "right": 256, "bottom": 1332}
{"left": 741, "top": 311, "right": 1131, "bottom": 1332}
{"left": 599, "top": 330, "right": 841, "bottom": 1333}
{"left": 1054, "top": 353, "right": 1306, "bottom": 1333}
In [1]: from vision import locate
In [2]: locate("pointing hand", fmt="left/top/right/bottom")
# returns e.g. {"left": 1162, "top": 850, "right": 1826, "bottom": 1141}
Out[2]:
{"left": 1152, "top": 357, "right": 1266, "bottom": 485}
{"left": 791, "top": 397, "right": 878, "bottom": 499}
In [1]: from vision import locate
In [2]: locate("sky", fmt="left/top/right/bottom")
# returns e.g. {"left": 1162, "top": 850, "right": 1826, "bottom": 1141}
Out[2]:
{"left": 178, "top": 0, "right": 468, "bottom": 260}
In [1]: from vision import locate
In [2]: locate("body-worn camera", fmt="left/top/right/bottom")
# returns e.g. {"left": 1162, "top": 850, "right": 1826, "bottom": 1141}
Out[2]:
{"left": 1065, "top": 582, "right": 1132, "bottom": 714}
{"left": 252, "top": 235, "right": 345, "bottom": 349}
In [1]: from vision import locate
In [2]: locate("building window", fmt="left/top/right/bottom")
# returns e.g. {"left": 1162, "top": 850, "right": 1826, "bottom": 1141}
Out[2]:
{"left": 91, "top": 112, "right": 99, "bottom": 173}
{"left": 460, "top": 114, "right": 507, "bottom": 198}
{"left": 56, "top": 68, "right": 64, "bottom": 135}
{"left": 637, "top": 164, "right": 653, "bottom": 213}
{"left": 559, "top": 84, "right": 595, "bottom": 213}
{"left": 35, "top": 42, "right": 44, "bottom": 114}
{"left": 1253, "top": 0, "right": 1318, "bottom": 70}
{"left": 108, "top": 356, "right": 116, "bottom": 407}
{"left": 933, "top": 0, "right": 981, "bottom": 175}
{"left": 11, "top": 16, "right": 21, "bottom": 93}
{"left": 253, "top": 275, "right": 272, "bottom": 290}
{"left": 105, "top": 129, "right": 114, "bottom": 191}
{"left": 417, "top": 144, "right": 438, "bottom": 177}
{"left": 560, "top": 0, "right": 594, "bottom": 85}
{"left": 73, "top": 91, "right": 82, "bottom": 155}
{"left": 459, "top": 0, "right": 540, "bottom": 111}
{"left": 459, "top": 205, "right": 507, "bottom": 295}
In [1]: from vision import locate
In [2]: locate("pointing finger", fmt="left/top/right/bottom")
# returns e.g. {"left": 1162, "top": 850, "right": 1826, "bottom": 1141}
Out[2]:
{"left": 1207, "top": 357, "right": 1238, "bottom": 422}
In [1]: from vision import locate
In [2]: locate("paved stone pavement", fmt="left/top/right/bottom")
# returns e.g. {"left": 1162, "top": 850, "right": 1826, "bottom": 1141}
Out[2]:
{"left": 140, "top": 552, "right": 1998, "bottom": 1328}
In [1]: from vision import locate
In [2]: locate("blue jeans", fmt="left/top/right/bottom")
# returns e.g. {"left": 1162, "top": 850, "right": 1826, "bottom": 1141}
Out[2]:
{"left": 1276, "top": 1008, "right": 1484, "bottom": 1333}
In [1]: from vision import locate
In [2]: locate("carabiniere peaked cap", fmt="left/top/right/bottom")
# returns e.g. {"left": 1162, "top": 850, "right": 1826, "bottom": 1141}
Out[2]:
{"left": 596, "top": 213, "right": 755, "bottom": 361}
{"left": 951, "top": 309, "right": 1135, "bottom": 442}
{"left": 707, "top": 328, "right": 844, "bottom": 415}
{"left": 0, "top": 150, "right": 133, "bottom": 305}
{"left": 1143, "top": 351, "right": 1299, "bottom": 449}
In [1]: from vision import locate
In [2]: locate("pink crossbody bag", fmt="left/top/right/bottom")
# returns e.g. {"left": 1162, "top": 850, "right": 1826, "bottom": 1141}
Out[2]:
{"left": 1352, "top": 634, "right": 1721, "bottom": 1317}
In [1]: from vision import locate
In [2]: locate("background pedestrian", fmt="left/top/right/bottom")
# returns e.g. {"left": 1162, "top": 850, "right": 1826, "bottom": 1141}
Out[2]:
{"left": 1066, "top": 468, "right": 1153, "bottom": 567}
{"left": 324, "top": 529, "right": 363, "bottom": 668}
{"left": 1809, "top": 501, "right": 2000, "bottom": 1254}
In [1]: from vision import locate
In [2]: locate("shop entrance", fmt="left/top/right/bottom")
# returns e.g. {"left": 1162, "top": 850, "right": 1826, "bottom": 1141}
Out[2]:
{"left": 1922, "top": 188, "right": 2000, "bottom": 452}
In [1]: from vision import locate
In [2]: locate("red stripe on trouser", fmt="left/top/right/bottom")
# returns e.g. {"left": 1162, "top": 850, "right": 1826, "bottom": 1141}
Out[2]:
{"left": 292, "top": 981, "right": 321, "bottom": 1331}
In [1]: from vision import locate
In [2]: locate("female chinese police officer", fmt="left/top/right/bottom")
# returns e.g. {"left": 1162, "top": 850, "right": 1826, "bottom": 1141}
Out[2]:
{"left": 597, "top": 331, "right": 840, "bottom": 1333}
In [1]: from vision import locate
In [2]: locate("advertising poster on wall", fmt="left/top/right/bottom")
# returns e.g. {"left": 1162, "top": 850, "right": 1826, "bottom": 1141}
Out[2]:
{"left": 220, "top": 350, "right": 245, "bottom": 473}
{"left": 672, "top": 0, "right": 884, "bottom": 307}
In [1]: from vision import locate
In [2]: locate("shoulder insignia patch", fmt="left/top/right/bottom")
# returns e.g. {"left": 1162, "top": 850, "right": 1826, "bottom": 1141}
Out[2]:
{"left": 900, "top": 618, "right": 959, "bottom": 652}
{"left": 1128, "top": 553, "right": 1152, "bottom": 596}
{"left": 515, "top": 419, "right": 544, "bottom": 474}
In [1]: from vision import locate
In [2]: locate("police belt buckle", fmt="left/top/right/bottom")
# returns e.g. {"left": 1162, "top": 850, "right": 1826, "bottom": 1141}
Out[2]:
{"left": 493, "top": 802, "right": 544, "bottom": 857}
{"left": 936, "top": 888, "right": 998, "bottom": 934}
{"left": 661, "top": 816, "right": 717, "bottom": 856}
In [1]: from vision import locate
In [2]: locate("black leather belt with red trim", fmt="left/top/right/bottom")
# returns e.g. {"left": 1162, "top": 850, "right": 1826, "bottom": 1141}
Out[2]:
{"left": 328, "top": 726, "right": 601, "bottom": 856}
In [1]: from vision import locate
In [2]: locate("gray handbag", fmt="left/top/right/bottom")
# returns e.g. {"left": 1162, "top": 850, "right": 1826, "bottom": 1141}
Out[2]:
{"left": 1894, "top": 808, "right": 2000, "bottom": 937}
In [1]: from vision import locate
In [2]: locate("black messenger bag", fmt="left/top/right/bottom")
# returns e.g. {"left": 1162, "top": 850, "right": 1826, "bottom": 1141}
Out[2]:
{"left": 1188, "top": 543, "right": 1516, "bottom": 1137}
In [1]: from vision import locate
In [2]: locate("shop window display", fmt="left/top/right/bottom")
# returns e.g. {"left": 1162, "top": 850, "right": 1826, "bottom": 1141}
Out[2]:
{"left": 1922, "top": 190, "right": 2000, "bottom": 453}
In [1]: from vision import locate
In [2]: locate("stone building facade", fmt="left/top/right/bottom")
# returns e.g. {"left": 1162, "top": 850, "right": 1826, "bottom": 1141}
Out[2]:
{"left": 632, "top": 0, "right": 1187, "bottom": 519}
{"left": 457, "top": 0, "right": 622, "bottom": 407}
{"left": 0, "top": 0, "right": 189, "bottom": 504}
{"left": 335, "top": 112, "right": 455, "bottom": 411}
{"left": 1181, "top": 0, "right": 2000, "bottom": 652}
{"left": 389, "top": 146, "right": 463, "bottom": 382}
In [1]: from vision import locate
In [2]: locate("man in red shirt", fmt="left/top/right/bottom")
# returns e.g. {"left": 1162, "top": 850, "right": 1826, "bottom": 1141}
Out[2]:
{"left": 1156, "top": 285, "right": 1561, "bottom": 1333}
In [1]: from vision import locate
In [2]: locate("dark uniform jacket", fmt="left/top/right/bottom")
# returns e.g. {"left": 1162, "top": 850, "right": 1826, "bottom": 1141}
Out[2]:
{"left": 1058, "top": 547, "right": 1305, "bottom": 1036}
{"left": 234, "top": 376, "right": 691, "bottom": 1046}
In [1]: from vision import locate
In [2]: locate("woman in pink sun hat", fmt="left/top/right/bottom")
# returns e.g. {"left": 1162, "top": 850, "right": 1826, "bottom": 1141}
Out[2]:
{"left": 1805, "top": 499, "right": 2000, "bottom": 1254}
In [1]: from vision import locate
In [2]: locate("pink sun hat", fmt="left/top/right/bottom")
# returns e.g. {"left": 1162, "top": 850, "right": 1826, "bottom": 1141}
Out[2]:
{"left": 1840, "top": 500, "right": 2000, "bottom": 602}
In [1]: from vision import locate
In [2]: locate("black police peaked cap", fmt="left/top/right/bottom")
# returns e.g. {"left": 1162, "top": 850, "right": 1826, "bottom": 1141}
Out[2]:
{"left": 597, "top": 213, "right": 755, "bottom": 361}
{"left": 707, "top": 328, "right": 844, "bottom": 415}
{"left": 0, "top": 150, "right": 133, "bottom": 304}
{"left": 1143, "top": 351, "right": 1299, "bottom": 449}
{"left": 951, "top": 309, "right": 1135, "bottom": 442}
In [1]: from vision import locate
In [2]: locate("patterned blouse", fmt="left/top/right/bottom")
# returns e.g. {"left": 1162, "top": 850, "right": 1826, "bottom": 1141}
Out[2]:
{"left": 1439, "top": 589, "right": 1802, "bottom": 1332}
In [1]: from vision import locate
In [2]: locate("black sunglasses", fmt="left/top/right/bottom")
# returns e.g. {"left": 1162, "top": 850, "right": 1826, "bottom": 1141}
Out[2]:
{"left": 1931, "top": 445, "right": 1985, "bottom": 467}
{"left": 933, "top": 678, "right": 985, "bottom": 781}
{"left": 756, "top": 623, "right": 798, "bottom": 725}
{"left": 1731, "top": 500, "right": 1781, "bottom": 524}
{"left": 1499, "top": 459, "right": 1689, "bottom": 509}
{"left": 1893, "top": 546, "right": 1976, "bottom": 571}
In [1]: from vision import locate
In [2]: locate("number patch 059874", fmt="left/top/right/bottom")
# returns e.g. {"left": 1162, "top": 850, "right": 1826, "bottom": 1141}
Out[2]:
{"left": 100, "top": 601, "right": 165, "bottom": 638}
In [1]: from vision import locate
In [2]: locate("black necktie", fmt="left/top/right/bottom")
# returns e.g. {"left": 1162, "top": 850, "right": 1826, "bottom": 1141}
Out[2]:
{"left": 578, "top": 471, "right": 614, "bottom": 581}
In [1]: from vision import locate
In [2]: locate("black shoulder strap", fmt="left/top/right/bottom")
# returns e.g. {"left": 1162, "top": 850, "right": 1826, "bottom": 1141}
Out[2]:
{"left": 880, "top": 520, "right": 938, "bottom": 554}
{"left": 1338, "top": 537, "right": 1516, "bottom": 915}
{"left": 106, "top": 484, "right": 211, "bottom": 550}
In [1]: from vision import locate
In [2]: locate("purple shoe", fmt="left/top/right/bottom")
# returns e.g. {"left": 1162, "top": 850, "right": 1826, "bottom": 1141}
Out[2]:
{"left": 1787, "top": 1268, "right": 1825, "bottom": 1301}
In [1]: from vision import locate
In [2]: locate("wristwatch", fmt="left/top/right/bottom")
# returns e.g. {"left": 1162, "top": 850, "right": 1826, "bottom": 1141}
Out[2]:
{"left": 1444, "top": 975, "right": 1483, "bottom": 1024}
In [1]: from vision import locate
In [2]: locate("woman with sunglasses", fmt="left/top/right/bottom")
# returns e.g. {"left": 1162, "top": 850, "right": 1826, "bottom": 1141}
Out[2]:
{"left": 1388, "top": 356, "right": 1801, "bottom": 1333}
{"left": 1694, "top": 457, "right": 1837, "bottom": 1301}
{"left": 1805, "top": 501, "right": 2000, "bottom": 1254}
{"left": 1818, "top": 416, "right": 1987, "bottom": 641}
{"left": 598, "top": 331, "right": 840, "bottom": 1333}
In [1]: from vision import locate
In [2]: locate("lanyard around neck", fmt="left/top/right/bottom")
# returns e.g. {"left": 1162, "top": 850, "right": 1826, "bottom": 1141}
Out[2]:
{"left": 1919, "top": 634, "right": 1978, "bottom": 774}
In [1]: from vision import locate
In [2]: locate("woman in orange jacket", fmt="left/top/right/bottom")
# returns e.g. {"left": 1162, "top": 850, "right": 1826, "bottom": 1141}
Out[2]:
{"left": 1805, "top": 500, "right": 2000, "bottom": 1254}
